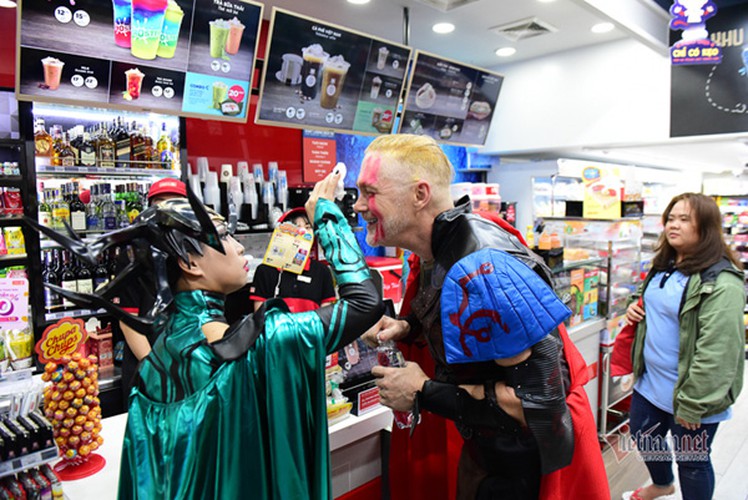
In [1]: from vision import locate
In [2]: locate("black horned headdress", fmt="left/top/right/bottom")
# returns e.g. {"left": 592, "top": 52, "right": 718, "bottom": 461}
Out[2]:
{"left": 26, "top": 185, "right": 228, "bottom": 335}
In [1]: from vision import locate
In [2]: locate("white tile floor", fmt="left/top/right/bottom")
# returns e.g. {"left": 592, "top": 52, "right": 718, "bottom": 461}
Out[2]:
{"left": 607, "top": 365, "right": 748, "bottom": 500}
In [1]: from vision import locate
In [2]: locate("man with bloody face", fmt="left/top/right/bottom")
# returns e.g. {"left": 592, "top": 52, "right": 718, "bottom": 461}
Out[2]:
{"left": 357, "top": 134, "right": 609, "bottom": 499}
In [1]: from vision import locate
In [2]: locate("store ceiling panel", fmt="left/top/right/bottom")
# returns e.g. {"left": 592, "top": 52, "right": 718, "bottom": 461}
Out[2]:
{"left": 258, "top": 0, "right": 629, "bottom": 68}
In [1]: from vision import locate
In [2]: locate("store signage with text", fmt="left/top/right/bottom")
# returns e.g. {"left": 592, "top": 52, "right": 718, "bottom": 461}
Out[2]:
{"left": 35, "top": 317, "right": 88, "bottom": 364}
{"left": 302, "top": 130, "right": 337, "bottom": 183}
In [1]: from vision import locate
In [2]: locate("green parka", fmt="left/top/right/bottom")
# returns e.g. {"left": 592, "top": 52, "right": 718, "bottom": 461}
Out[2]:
{"left": 631, "top": 260, "right": 745, "bottom": 424}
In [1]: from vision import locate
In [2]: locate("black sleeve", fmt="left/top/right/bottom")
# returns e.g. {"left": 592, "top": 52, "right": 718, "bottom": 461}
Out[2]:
{"left": 249, "top": 264, "right": 278, "bottom": 301}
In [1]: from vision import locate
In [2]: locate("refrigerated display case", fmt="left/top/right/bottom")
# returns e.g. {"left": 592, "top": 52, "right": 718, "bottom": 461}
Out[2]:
{"left": 542, "top": 217, "right": 641, "bottom": 438}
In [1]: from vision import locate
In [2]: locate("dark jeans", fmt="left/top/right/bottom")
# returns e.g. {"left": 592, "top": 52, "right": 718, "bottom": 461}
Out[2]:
{"left": 629, "top": 391, "right": 720, "bottom": 500}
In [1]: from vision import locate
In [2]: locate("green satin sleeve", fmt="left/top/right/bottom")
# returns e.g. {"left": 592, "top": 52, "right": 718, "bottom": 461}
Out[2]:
{"left": 313, "top": 198, "right": 370, "bottom": 285}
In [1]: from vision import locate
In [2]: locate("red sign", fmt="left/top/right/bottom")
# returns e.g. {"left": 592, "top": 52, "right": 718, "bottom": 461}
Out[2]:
{"left": 302, "top": 131, "right": 337, "bottom": 183}
{"left": 357, "top": 386, "right": 381, "bottom": 415}
{"left": 35, "top": 317, "right": 88, "bottom": 364}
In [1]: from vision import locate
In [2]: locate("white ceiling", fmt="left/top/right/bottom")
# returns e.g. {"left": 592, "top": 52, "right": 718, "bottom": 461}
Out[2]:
{"left": 257, "top": 0, "right": 745, "bottom": 175}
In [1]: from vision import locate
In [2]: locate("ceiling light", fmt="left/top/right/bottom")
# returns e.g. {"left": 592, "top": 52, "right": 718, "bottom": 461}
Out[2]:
{"left": 0, "top": 0, "right": 17, "bottom": 7}
{"left": 495, "top": 47, "right": 517, "bottom": 57}
{"left": 432, "top": 22, "right": 455, "bottom": 34}
{"left": 537, "top": 0, "right": 556, "bottom": 3}
{"left": 346, "top": 0, "right": 370, "bottom": 4}
{"left": 591, "top": 22, "right": 614, "bottom": 34}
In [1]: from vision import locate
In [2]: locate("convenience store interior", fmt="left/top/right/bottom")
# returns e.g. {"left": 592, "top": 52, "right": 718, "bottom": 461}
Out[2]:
{"left": 1, "top": 0, "right": 748, "bottom": 499}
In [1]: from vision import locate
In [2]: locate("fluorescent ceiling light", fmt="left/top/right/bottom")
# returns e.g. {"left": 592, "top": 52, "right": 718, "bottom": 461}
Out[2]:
{"left": 346, "top": 0, "right": 370, "bottom": 4}
{"left": 495, "top": 47, "right": 517, "bottom": 57}
{"left": 591, "top": 22, "right": 615, "bottom": 34}
{"left": 0, "top": 0, "right": 17, "bottom": 7}
{"left": 432, "top": 22, "right": 455, "bottom": 34}
{"left": 537, "top": 0, "right": 556, "bottom": 3}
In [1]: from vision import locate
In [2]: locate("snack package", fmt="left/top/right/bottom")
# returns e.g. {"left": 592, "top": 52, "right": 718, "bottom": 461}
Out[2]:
{"left": 2, "top": 188, "right": 22, "bottom": 216}
{"left": 3, "top": 227, "right": 25, "bottom": 255}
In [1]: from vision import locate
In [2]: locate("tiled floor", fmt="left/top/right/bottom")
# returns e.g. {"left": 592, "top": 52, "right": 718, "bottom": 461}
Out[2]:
{"left": 605, "top": 366, "right": 748, "bottom": 500}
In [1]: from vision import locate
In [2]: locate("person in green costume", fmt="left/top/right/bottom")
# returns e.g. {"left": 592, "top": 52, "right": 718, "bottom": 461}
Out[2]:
{"left": 31, "top": 171, "right": 383, "bottom": 499}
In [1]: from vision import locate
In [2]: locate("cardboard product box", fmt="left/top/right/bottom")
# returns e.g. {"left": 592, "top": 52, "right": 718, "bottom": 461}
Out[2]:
{"left": 337, "top": 339, "right": 381, "bottom": 416}
{"left": 86, "top": 328, "right": 113, "bottom": 373}
{"left": 568, "top": 268, "right": 585, "bottom": 326}
{"left": 583, "top": 268, "right": 600, "bottom": 320}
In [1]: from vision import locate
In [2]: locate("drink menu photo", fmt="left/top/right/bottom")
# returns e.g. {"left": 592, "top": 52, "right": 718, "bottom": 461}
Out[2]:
{"left": 400, "top": 50, "right": 504, "bottom": 146}
{"left": 16, "top": 0, "right": 262, "bottom": 122}
{"left": 256, "top": 8, "right": 412, "bottom": 135}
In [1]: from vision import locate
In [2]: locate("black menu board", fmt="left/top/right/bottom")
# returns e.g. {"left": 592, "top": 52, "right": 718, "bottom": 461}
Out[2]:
{"left": 399, "top": 50, "right": 504, "bottom": 146}
{"left": 16, "top": 0, "right": 262, "bottom": 123}
{"left": 256, "top": 8, "right": 412, "bottom": 135}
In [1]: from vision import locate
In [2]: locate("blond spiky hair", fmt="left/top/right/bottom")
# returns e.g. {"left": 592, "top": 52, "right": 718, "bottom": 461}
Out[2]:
{"left": 365, "top": 134, "right": 454, "bottom": 194}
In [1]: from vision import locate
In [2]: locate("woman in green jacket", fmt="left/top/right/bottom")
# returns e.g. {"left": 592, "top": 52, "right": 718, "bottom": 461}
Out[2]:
{"left": 623, "top": 193, "right": 744, "bottom": 500}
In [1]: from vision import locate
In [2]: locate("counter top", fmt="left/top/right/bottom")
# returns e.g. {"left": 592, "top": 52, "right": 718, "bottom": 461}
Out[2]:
{"left": 60, "top": 406, "right": 392, "bottom": 498}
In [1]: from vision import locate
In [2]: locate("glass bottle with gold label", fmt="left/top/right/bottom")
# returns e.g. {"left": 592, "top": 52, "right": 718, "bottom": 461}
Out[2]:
{"left": 34, "top": 118, "right": 53, "bottom": 157}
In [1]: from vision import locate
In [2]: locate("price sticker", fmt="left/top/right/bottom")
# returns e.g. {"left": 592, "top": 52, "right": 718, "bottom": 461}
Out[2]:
{"left": 73, "top": 10, "right": 91, "bottom": 27}
{"left": 55, "top": 6, "right": 72, "bottom": 23}
{"left": 228, "top": 85, "right": 244, "bottom": 103}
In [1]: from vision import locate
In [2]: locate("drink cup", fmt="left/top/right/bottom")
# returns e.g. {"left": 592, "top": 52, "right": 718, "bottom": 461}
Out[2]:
{"left": 370, "top": 76, "right": 382, "bottom": 99}
{"left": 320, "top": 55, "right": 350, "bottom": 109}
{"left": 280, "top": 53, "right": 302, "bottom": 85}
{"left": 156, "top": 0, "right": 184, "bottom": 59}
{"left": 371, "top": 107, "right": 383, "bottom": 126}
{"left": 112, "top": 0, "right": 132, "bottom": 48}
{"left": 212, "top": 81, "right": 228, "bottom": 109}
{"left": 224, "top": 17, "right": 244, "bottom": 55}
{"left": 41, "top": 57, "right": 64, "bottom": 90}
{"left": 377, "top": 46, "right": 389, "bottom": 70}
{"left": 301, "top": 44, "right": 328, "bottom": 100}
{"left": 125, "top": 68, "right": 145, "bottom": 99}
{"left": 130, "top": 0, "right": 168, "bottom": 60}
{"left": 209, "top": 19, "right": 230, "bottom": 58}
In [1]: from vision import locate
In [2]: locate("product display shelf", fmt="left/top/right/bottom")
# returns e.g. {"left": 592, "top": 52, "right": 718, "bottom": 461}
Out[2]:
{"left": 0, "top": 138, "right": 30, "bottom": 270}
{"left": 37, "top": 164, "right": 180, "bottom": 178}
{"left": 0, "top": 447, "right": 59, "bottom": 480}
{"left": 543, "top": 217, "right": 642, "bottom": 440}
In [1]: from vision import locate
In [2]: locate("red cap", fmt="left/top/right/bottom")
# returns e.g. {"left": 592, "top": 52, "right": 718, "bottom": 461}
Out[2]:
{"left": 148, "top": 178, "right": 187, "bottom": 201}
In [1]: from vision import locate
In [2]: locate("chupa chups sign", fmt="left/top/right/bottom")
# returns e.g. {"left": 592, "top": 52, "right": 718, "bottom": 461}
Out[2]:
{"left": 35, "top": 317, "right": 88, "bottom": 364}
{"left": 669, "top": 1, "right": 722, "bottom": 65}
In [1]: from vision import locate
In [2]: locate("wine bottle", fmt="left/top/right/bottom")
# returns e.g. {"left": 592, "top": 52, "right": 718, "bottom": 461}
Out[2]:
{"left": 69, "top": 182, "right": 87, "bottom": 232}
{"left": 60, "top": 250, "right": 78, "bottom": 310}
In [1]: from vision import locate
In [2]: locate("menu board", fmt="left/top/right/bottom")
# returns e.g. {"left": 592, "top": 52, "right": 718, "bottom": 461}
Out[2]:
{"left": 399, "top": 50, "right": 504, "bottom": 146}
{"left": 16, "top": 0, "right": 262, "bottom": 122}
{"left": 256, "top": 8, "right": 412, "bottom": 135}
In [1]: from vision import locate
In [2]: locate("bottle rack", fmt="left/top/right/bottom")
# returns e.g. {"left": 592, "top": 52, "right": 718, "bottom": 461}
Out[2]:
{"left": 15, "top": 101, "right": 187, "bottom": 346}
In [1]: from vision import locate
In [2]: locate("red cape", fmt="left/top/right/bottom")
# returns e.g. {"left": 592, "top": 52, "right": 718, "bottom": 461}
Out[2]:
{"left": 388, "top": 213, "right": 609, "bottom": 500}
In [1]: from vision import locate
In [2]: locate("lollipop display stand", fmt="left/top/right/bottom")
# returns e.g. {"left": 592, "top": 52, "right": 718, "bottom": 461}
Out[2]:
{"left": 41, "top": 353, "right": 106, "bottom": 481}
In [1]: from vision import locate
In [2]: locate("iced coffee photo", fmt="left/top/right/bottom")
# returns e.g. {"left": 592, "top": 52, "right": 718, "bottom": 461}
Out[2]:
{"left": 320, "top": 55, "right": 350, "bottom": 110}
{"left": 41, "top": 57, "right": 65, "bottom": 91}
{"left": 300, "top": 44, "right": 329, "bottom": 101}
{"left": 19, "top": 47, "right": 109, "bottom": 101}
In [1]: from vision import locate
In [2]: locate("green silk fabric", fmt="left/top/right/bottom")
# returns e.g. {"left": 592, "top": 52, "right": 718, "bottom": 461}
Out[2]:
{"left": 118, "top": 200, "right": 370, "bottom": 499}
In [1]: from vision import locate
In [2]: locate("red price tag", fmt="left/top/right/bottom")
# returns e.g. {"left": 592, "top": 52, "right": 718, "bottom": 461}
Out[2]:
{"left": 228, "top": 85, "right": 245, "bottom": 103}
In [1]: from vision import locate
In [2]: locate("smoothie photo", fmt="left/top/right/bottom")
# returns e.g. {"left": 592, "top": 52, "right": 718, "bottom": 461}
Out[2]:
{"left": 131, "top": 0, "right": 168, "bottom": 60}
{"left": 225, "top": 17, "right": 245, "bottom": 55}
{"left": 209, "top": 19, "right": 230, "bottom": 58}
{"left": 125, "top": 68, "right": 145, "bottom": 99}
{"left": 41, "top": 57, "right": 64, "bottom": 90}
{"left": 112, "top": 0, "right": 132, "bottom": 48}
{"left": 156, "top": 0, "right": 184, "bottom": 59}
{"left": 212, "top": 81, "right": 228, "bottom": 109}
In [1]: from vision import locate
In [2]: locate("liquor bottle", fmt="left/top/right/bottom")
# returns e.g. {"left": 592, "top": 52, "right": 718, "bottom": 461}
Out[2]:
{"left": 58, "top": 132, "right": 76, "bottom": 167}
{"left": 59, "top": 250, "right": 78, "bottom": 310}
{"left": 42, "top": 250, "right": 62, "bottom": 312}
{"left": 79, "top": 132, "right": 97, "bottom": 167}
{"left": 157, "top": 122, "right": 173, "bottom": 170}
{"left": 143, "top": 124, "right": 155, "bottom": 169}
{"left": 69, "top": 182, "right": 87, "bottom": 232}
{"left": 97, "top": 123, "right": 116, "bottom": 168}
{"left": 69, "top": 127, "right": 83, "bottom": 165}
{"left": 51, "top": 188, "right": 70, "bottom": 231}
{"left": 76, "top": 257, "right": 94, "bottom": 296}
{"left": 86, "top": 183, "right": 100, "bottom": 231}
{"left": 93, "top": 253, "right": 109, "bottom": 291}
{"left": 130, "top": 122, "right": 147, "bottom": 168}
{"left": 38, "top": 189, "right": 52, "bottom": 227}
{"left": 34, "top": 119, "right": 54, "bottom": 157}
{"left": 126, "top": 183, "right": 143, "bottom": 223}
{"left": 99, "top": 183, "right": 117, "bottom": 230}
{"left": 116, "top": 199, "right": 129, "bottom": 228}
{"left": 115, "top": 117, "right": 131, "bottom": 168}
{"left": 50, "top": 126, "right": 64, "bottom": 167}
